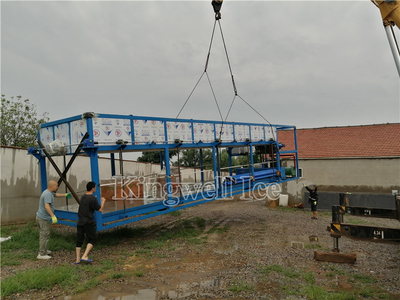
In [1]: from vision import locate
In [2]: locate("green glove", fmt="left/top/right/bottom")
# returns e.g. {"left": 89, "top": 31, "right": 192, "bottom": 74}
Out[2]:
{"left": 51, "top": 215, "right": 58, "bottom": 224}
{"left": 66, "top": 193, "right": 72, "bottom": 199}
{"left": 313, "top": 201, "right": 317, "bottom": 205}
{"left": 303, "top": 184, "right": 306, "bottom": 187}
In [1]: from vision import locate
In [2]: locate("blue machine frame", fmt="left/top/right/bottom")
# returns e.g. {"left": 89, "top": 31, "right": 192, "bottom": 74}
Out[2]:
{"left": 29, "top": 113, "right": 299, "bottom": 231}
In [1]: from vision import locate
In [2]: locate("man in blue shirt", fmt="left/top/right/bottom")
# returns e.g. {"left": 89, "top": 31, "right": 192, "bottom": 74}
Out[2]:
{"left": 36, "top": 180, "right": 71, "bottom": 259}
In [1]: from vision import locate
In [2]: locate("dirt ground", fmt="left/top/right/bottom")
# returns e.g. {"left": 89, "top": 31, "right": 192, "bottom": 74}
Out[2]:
{"left": 3, "top": 199, "right": 400, "bottom": 300}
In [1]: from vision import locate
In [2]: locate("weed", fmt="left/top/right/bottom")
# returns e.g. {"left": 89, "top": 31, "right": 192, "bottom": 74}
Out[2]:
{"left": 352, "top": 273, "right": 377, "bottom": 284}
{"left": 344, "top": 217, "right": 373, "bottom": 225}
{"left": 275, "top": 206, "right": 297, "bottom": 212}
{"left": 228, "top": 281, "right": 254, "bottom": 292}
{"left": 302, "top": 286, "right": 358, "bottom": 300}
{"left": 258, "top": 264, "right": 283, "bottom": 275}
{"left": 168, "top": 211, "right": 182, "bottom": 217}
{"left": 75, "top": 278, "right": 100, "bottom": 293}
{"left": 207, "top": 225, "right": 230, "bottom": 234}
{"left": 139, "top": 239, "right": 166, "bottom": 249}
{"left": 94, "top": 259, "right": 115, "bottom": 275}
{"left": 155, "top": 253, "right": 167, "bottom": 258}
{"left": 319, "top": 211, "right": 332, "bottom": 217}
{"left": 322, "top": 264, "right": 346, "bottom": 275}
{"left": 134, "top": 270, "right": 145, "bottom": 277}
{"left": 135, "top": 249, "right": 151, "bottom": 255}
{"left": 186, "top": 237, "right": 205, "bottom": 245}
{"left": 1, "top": 265, "right": 80, "bottom": 297}
{"left": 302, "top": 272, "right": 316, "bottom": 284}
{"left": 1, "top": 223, "right": 77, "bottom": 266}
{"left": 305, "top": 243, "right": 323, "bottom": 250}
{"left": 97, "top": 227, "right": 146, "bottom": 247}
{"left": 358, "top": 287, "right": 375, "bottom": 298}
{"left": 325, "top": 271, "right": 336, "bottom": 278}
{"left": 110, "top": 272, "right": 126, "bottom": 279}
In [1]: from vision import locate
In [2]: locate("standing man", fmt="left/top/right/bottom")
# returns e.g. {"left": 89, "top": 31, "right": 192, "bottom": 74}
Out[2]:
{"left": 304, "top": 184, "right": 319, "bottom": 220}
{"left": 36, "top": 180, "right": 71, "bottom": 259}
{"left": 75, "top": 181, "right": 106, "bottom": 264}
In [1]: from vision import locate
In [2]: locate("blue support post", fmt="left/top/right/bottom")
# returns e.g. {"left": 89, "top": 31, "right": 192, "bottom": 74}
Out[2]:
{"left": 84, "top": 117, "right": 103, "bottom": 231}
{"left": 87, "top": 148, "right": 102, "bottom": 231}
{"left": 39, "top": 155, "right": 47, "bottom": 192}
{"left": 37, "top": 132, "right": 48, "bottom": 192}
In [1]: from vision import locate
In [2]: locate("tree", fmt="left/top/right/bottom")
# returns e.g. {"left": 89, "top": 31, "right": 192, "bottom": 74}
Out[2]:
{"left": 1, "top": 95, "right": 49, "bottom": 148}
{"left": 137, "top": 150, "right": 178, "bottom": 163}
{"left": 174, "top": 149, "right": 214, "bottom": 169}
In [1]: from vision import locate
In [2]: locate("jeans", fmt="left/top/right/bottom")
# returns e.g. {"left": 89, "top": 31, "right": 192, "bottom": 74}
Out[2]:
{"left": 36, "top": 215, "right": 50, "bottom": 256}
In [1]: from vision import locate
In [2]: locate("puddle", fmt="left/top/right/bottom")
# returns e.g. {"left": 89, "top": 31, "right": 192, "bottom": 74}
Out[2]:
{"left": 213, "top": 242, "right": 239, "bottom": 254}
{"left": 62, "top": 279, "right": 222, "bottom": 300}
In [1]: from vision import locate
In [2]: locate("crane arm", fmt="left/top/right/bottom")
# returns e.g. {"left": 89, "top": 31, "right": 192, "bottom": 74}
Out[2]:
{"left": 371, "top": 0, "right": 400, "bottom": 28}
{"left": 371, "top": 0, "right": 400, "bottom": 76}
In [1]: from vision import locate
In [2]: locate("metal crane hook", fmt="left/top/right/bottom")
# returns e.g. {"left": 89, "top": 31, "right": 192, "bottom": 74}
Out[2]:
{"left": 212, "top": 0, "right": 223, "bottom": 20}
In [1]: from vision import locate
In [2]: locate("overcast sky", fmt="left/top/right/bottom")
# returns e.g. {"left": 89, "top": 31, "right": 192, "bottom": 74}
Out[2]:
{"left": 2, "top": 0, "right": 399, "bottom": 129}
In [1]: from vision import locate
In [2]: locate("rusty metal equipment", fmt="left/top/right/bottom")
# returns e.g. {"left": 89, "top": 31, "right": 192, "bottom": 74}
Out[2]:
{"left": 329, "top": 193, "right": 400, "bottom": 252}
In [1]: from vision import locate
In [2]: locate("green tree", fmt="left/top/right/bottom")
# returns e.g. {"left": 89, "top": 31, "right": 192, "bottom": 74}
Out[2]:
{"left": 1, "top": 95, "right": 49, "bottom": 148}
{"left": 175, "top": 149, "right": 214, "bottom": 169}
{"left": 137, "top": 150, "right": 178, "bottom": 163}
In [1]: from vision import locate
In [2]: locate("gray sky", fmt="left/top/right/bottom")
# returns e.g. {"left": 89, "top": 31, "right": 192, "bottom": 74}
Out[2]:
{"left": 2, "top": 0, "right": 399, "bottom": 129}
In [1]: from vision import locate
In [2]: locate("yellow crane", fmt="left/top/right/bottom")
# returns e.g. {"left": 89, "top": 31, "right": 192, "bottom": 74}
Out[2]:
{"left": 371, "top": 0, "right": 400, "bottom": 76}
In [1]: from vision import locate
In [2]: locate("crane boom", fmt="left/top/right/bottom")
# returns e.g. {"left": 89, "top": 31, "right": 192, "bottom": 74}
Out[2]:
{"left": 371, "top": 0, "right": 400, "bottom": 28}
{"left": 371, "top": 0, "right": 400, "bottom": 76}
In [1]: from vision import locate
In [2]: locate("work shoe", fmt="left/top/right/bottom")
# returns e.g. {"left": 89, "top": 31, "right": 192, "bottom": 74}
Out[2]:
{"left": 37, "top": 254, "right": 51, "bottom": 260}
{"left": 311, "top": 217, "right": 318, "bottom": 220}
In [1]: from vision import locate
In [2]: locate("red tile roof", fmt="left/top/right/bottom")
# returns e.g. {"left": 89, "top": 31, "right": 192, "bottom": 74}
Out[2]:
{"left": 278, "top": 123, "right": 400, "bottom": 158}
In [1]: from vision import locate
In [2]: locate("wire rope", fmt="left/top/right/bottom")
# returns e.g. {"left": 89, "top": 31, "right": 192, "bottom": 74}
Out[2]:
{"left": 177, "top": 12, "right": 277, "bottom": 142}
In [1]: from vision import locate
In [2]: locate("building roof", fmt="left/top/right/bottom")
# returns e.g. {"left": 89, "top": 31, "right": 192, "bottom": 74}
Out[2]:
{"left": 278, "top": 123, "right": 400, "bottom": 158}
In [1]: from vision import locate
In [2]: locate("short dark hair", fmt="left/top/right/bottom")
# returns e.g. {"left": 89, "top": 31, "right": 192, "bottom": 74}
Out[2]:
{"left": 86, "top": 181, "right": 96, "bottom": 191}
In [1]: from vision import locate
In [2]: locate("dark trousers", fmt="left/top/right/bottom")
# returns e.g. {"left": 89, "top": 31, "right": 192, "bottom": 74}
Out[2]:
{"left": 76, "top": 223, "right": 97, "bottom": 247}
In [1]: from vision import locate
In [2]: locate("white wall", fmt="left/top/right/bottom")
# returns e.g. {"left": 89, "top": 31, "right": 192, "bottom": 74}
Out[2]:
{"left": 0, "top": 147, "right": 215, "bottom": 224}
{"left": 282, "top": 157, "right": 400, "bottom": 204}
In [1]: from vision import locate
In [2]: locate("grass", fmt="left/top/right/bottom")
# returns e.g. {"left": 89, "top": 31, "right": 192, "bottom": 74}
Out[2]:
{"left": 228, "top": 280, "right": 254, "bottom": 292}
{"left": 0, "top": 222, "right": 76, "bottom": 267}
{"left": 1, "top": 265, "right": 81, "bottom": 297}
{"left": 133, "top": 216, "right": 208, "bottom": 256}
{"left": 207, "top": 225, "right": 230, "bottom": 234}
{"left": 168, "top": 210, "right": 182, "bottom": 217}
{"left": 344, "top": 216, "right": 377, "bottom": 226}
{"left": 305, "top": 243, "right": 324, "bottom": 250}
{"left": 351, "top": 273, "right": 377, "bottom": 284}
{"left": 110, "top": 272, "right": 127, "bottom": 279}
{"left": 1, "top": 217, "right": 395, "bottom": 300}
{"left": 257, "top": 263, "right": 393, "bottom": 300}
{"left": 258, "top": 264, "right": 298, "bottom": 278}
{"left": 134, "top": 269, "right": 145, "bottom": 277}
{"left": 0, "top": 220, "right": 156, "bottom": 298}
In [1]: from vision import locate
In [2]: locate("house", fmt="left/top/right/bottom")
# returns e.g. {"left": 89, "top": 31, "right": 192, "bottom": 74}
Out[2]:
{"left": 278, "top": 123, "right": 400, "bottom": 209}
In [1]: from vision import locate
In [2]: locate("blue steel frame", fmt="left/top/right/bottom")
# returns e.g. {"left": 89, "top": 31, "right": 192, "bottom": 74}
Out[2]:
{"left": 31, "top": 113, "right": 299, "bottom": 231}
